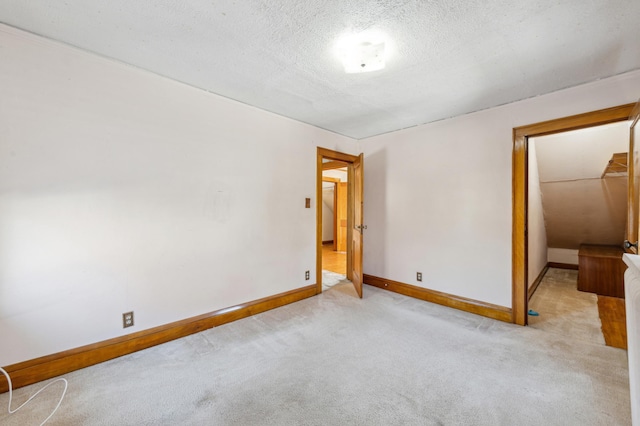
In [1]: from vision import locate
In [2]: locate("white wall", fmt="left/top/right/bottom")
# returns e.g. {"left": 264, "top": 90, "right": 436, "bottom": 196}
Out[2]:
{"left": 548, "top": 248, "right": 579, "bottom": 265}
{"left": 322, "top": 188, "right": 334, "bottom": 241}
{"left": 540, "top": 177, "right": 627, "bottom": 248}
{"left": 360, "top": 69, "right": 640, "bottom": 307}
{"left": 528, "top": 140, "right": 548, "bottom": 287}
{"left": 0, "top": 25, "right": 356, "bottom": 366}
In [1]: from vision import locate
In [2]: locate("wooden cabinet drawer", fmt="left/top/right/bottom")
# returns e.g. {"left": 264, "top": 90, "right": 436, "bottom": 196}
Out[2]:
{"left": 578, "top": 244, "right": 626, "bottom": 298}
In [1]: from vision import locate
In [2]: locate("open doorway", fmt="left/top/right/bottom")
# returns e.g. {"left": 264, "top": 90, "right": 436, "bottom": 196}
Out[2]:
{"left": 526, "top": 122, "right": 629, "bottom": 348}
{"left": 512, "top": 102, "right": 636, "bottom": 326}
{"left": 321, "top": 165, "right": 348, "bottom": 290}
{"left": 316, "top": 148, "right": 364, "bottom": 298}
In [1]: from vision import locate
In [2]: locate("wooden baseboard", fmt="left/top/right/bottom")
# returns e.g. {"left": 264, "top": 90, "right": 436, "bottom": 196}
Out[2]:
{"left": 528, "top": 265, "right": 549, "bottom": 300}
{"left": 1, "top": 284, "right": 317, "bottom": 393}
{"left": 548, "top": 262, "right": 579, "bottom": 270}
{"left": 363, "top": 274, "right": 512, "bottom": 323}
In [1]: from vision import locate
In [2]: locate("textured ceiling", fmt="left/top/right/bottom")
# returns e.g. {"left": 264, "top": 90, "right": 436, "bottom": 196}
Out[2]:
{"left": 1, "top": 1, "right": 639, "bottom": 139}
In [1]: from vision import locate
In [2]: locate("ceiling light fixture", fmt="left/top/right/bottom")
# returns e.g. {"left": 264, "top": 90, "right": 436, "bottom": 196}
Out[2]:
{"left": 336, "top": 31, "right": 389, "bottom": 74}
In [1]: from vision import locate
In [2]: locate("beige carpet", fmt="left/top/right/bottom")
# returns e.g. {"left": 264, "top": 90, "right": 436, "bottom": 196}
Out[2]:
{"left": 529, "top": 268, "right": 606, "bottom": 345}
{"left": 0, "top": 281, "right": 630, "bottom": 425}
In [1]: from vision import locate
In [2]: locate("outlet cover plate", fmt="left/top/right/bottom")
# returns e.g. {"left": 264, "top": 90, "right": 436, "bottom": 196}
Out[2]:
{"left": 123, "top": 311, "right": 134, "bottom": 328}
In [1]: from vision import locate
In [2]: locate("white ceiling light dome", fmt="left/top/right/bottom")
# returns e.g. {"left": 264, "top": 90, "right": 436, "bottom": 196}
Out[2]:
{"left": 336, "top": 30, "right": 390, "bottom": 74}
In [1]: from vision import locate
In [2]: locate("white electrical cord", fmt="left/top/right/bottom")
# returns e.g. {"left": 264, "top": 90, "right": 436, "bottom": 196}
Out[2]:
{"left": 0, "top": 367, "right": 67, "bottom": 425}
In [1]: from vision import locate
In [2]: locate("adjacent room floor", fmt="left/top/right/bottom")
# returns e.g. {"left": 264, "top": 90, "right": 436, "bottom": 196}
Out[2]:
{"left": 321, "top": 242, "right": 346, "bottom": 275}
{"left": 528, "top": 267, "right": 627, "bottom": 349}
{"left": 321, "top": 242, "right": 348, "bottom": 291}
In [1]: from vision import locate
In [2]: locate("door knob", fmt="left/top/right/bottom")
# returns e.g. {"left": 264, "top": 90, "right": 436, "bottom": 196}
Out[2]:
{"left": 624, "top": 240, "right": 638, "bottom": 249}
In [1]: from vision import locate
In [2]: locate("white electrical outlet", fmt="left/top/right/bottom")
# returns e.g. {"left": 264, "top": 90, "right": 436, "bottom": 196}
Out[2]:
{"left": 123, "top": 311, "right": 134, "bottom": 328}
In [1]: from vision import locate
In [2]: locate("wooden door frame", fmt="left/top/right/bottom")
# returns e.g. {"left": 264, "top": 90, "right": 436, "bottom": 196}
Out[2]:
{"left": 629, "top": 102, "right": 640, "bottom": 254}
{"left": 512, "top": 103, "right": 635, "bottom": 325}
{"left": 317, "top": 147, "right": 360, "bottom": 294}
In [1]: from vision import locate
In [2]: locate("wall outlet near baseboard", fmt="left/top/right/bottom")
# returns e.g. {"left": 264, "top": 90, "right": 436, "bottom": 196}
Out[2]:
{"left": 417, "top": 272, "right": 422, "bottom": 282}
{"left": 123, "top": 311, "right": 134, "bottom": 328}
{"left": 305, "top": 270, "right": 310, "bottom": 280}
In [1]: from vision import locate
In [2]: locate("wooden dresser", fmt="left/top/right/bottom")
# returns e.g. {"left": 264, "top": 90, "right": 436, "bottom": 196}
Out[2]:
{"left": 578, "top": 244, "right": 626, "bottom": 298}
